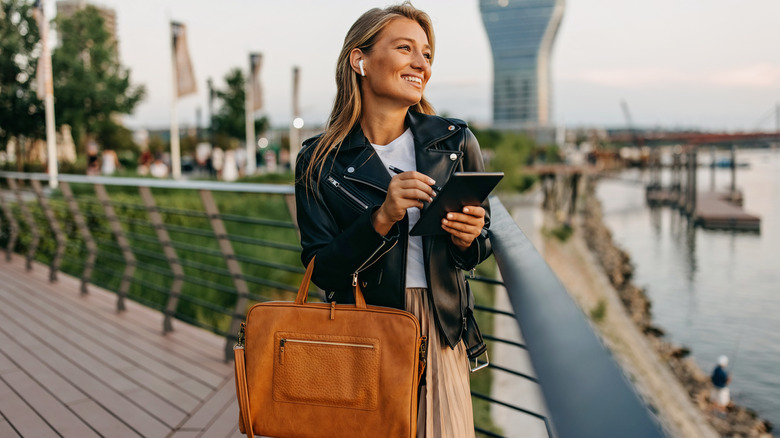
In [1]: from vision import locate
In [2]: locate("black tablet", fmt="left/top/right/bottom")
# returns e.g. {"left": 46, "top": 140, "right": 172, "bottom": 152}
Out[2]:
{"left": 409, "top": 172, "right": 503, "bottom": 236}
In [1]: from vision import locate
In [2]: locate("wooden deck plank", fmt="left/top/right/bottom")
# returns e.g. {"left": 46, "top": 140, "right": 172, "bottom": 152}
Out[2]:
{"left": 0, "top": 327, "right": 89, "bottom": 406}
{"left": 0, "top": 299, "right": 187, "bottom": 432}
{"left": 168, "top": 431, "right": 202, "bottom": 438}
{"left": 0, "top": 308, "right": 171, "bottom": 438}
{"left": 123, "top": 387, "right": 187, "bottom": 428}
{"left": 177, "top": 375, "right": 238, "bottom": 431}
{"left": 199, "top": 396, "right": 241, "bottom": 438}
{"left": 0, "top": 418, "right": 21, "bottom": 438}
{"left": 0, "top": 378, "right": 58, "bottom": 438}
{"left": 0, "top": 349, "right": 18, "bottom": 374}
{"left": 0, "top": 369, "right": 99, "bottom": 438}
{"left": 19, "top": 256, "right": 229, "bottom": 360}
{"left": 68, "top": 400, "right": 141, "bottom": 438}
{"left": 0, "top": 257, "right": 242, "bottom": 437}
{"left": 0, "top": 265, "right": 227, "bottom": 389}
{"left": 0, "top": 279, "right": 201, "bottom": 411}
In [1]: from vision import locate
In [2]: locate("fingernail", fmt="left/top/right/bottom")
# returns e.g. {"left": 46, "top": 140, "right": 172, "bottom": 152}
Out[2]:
{"left": 463, "top": 207, "right": 469, "bottom": 213}
{"left": 429, "top": 178, "right": 436, "bottom": 184}
{"left": 447, "top": 213, "right": 453, "bottom": 219}
{"left": 429, "top": 197, "right": 433, "bottom": 202}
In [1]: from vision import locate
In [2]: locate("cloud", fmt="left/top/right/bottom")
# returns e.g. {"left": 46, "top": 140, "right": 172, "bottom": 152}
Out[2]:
{"left": 559, "top": 64, "right": 780, "bottom": 89}
{"left": 708, "top": 64, "right": 780, "bottom": 87}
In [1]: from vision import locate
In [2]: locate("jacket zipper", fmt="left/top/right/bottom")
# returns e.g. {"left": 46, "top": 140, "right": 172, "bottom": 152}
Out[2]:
{"left": 343, "top": 174, "right": 387, "bottom": 193}
{"left": 280, "top": 338, "right": 374, "bottom": 364}
{"left": 352, "top": 239, "right": 398, "bottom": 287}
{"left": 327, "top": 176, "right": 368, "bottom": 210}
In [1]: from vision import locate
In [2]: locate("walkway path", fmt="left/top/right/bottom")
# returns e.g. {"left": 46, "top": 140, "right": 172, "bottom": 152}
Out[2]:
{"left": 0, "top": 255, "right": 242, "bottom": 438}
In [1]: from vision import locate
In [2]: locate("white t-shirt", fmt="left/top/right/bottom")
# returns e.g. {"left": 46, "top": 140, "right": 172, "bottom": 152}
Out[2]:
{"left": 371, "top": 128, "right": 427, "bottom": 288}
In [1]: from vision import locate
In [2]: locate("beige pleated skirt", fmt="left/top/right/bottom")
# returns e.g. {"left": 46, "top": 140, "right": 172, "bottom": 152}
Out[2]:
{"left": 405, "top": 288, "right": 475, "bottom": 438}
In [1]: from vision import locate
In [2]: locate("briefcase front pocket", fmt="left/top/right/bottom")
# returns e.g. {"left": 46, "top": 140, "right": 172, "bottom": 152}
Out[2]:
{"left": 273, "top": 332, "right": 380, "bottom": 411}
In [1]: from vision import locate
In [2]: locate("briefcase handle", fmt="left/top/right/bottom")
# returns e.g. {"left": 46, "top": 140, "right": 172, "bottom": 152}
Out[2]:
{"left": 294, "top": 257, "right": 367, "bottom": 309}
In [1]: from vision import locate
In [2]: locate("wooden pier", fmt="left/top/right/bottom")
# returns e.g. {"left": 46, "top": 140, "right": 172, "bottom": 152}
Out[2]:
{"left": 693, "top": 192, "right": 760, "bottom": 231}
{"left": 646, "top": 187, "right": 760, "bottom": 231}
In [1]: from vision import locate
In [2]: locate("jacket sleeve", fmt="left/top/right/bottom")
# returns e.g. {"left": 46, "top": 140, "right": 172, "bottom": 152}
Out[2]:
{"left": 447, "top": 127, "right": 493, "bottom": 271}
{"left": 295, "top": 149, "right": 400, "bottom": 294}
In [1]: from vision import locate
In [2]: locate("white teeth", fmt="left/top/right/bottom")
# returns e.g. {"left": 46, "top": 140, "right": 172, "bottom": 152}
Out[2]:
{"left": 403, "top": 76, "right": 422, "bottom": 84}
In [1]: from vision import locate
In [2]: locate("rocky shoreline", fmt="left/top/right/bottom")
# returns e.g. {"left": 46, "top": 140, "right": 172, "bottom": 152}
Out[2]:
{"left": 578, "top": 178, "right": 773, "bottom": 437}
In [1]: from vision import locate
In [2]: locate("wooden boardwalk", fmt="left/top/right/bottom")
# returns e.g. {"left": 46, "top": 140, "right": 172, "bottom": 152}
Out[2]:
{"left": 0, "top": 255, "right": 243, "bottom": 438}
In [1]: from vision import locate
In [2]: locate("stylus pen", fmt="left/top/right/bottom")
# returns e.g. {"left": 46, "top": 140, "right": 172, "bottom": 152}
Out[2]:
{"left": 388, "top": 166, "right": 442, "bottom": 192}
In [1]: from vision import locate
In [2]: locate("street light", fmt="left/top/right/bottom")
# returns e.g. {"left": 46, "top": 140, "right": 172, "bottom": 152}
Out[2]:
{"left": 293, "top": 117, "right": 305, "bottom": 129}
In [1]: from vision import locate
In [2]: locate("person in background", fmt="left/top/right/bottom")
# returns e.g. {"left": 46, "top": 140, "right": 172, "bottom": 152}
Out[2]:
{"left": 101, "top": 149, "right": 119, "bottom": 175}
{"left": 86, "top": 140, "right": 100, "bottom": 175}
{"left": 711, "top": 355, "right": 731, "bottom": 412}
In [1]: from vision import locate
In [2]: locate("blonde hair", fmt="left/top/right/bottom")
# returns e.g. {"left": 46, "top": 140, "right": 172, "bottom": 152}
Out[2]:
{"left": 301, "top": 2, "right": 436, "bottom": 187}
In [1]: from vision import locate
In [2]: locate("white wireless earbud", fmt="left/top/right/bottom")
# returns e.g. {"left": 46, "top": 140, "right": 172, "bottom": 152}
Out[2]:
{"left": 359, "top": 60, "right": 365, "bottom": 77}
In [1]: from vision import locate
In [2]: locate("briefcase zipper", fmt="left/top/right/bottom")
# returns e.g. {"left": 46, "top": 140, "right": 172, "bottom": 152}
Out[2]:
{"left": 279, "top": 338, "right": 374, "bottom": 364}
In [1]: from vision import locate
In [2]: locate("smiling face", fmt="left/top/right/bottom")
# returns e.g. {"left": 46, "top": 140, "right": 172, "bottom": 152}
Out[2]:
{"left": 356, "top": 18, "right": 433, "bottom": 111}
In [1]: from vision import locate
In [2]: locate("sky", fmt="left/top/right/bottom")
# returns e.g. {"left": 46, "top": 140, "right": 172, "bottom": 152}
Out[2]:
{"left": 44, "top": 0, "right": 780, "bottom": 132}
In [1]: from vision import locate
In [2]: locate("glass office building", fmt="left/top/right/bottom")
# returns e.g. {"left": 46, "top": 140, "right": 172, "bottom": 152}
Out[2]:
{"left": 480, "top": 0, "right": 565, "bottom": 129}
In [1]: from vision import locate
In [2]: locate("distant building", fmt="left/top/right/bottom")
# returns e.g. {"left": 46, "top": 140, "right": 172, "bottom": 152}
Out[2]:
{"left": 480, "top": 0, "right": 565, "bottom": 130}
{"left": 56, "top": 0, "right": 117, "bottom": 52}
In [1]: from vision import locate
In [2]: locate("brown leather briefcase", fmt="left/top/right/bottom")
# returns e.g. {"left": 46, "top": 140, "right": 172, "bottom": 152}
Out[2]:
{"left": 234, "top": 258, "right": 427, "bottom": 438}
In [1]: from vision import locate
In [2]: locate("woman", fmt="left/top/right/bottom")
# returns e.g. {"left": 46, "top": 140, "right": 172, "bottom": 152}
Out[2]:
{"left": 295, "top": 3, "right": 491, "bottom": 437}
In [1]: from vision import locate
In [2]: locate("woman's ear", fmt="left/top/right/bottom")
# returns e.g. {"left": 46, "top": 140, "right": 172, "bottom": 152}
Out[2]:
{"left": 349, "top": 49, "right": 365, "bottom": 77}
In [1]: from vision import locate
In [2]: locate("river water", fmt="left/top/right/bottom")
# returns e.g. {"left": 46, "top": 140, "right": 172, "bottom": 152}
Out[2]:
{"left": 595, "top": 148, "right": 780, "bottom": 428}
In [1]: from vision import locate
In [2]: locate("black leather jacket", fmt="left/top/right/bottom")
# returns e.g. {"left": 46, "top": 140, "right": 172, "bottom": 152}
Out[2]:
{"left": 294, "top": 111, "right": 492, "bottom": 348}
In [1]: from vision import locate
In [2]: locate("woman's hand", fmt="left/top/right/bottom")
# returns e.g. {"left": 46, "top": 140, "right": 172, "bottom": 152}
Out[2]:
{"left": 441, "top": 206, "right": 485, "bottom": 250}
{"left": 372, "top": 171, "right": 436, "bottom": 235}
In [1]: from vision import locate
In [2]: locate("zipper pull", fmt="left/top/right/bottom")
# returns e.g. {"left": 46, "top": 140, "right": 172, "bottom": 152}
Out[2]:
{"left": 419, "top": 336, "right": 427, "bottom": 364}
{"left": 469, "top": 268, "right": 476, "bottom": 279}
{"left": 463, "top": 317, "right": 468, "bottom": 331}
{"left": 236, "top": 322, "right": 246, "bottom": 348}
{"left": 279, "top": 339, "right": 286, "bottom": 364}
{"left": 352, "top": 273, "right": 358, "bottom": 287}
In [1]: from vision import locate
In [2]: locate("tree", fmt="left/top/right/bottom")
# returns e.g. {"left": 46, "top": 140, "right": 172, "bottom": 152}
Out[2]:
{"left": 0, "top": 0, "right": 44, "bottom": 148}
{"left": 51, "top": 5, "right": 145, "bottom": 149}
{"left": 211, "top": 68, "right": 268, "bottom": 148}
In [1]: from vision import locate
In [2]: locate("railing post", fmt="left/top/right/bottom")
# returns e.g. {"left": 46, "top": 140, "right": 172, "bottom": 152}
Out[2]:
{"left": 0, "top": 184, "right": 20, "bottom": 261}
{"left": 94, "top": 184, "right": 135, "bottom": 312}
{"left": 199, "top": 189, "right": 250, "bottom": 362}
{"left": 60, "top": 181, "right": 97, "bottom": 295}
{"left": 284, "top": 193, "right": 299, "bottom": 241}
{"left": 7, "top": 178, "right": 39, "bottom": 271}
{"left": 30, "top": 179, "right": 66, "bottom": 282}
{"left": 139, "top": 186, "right": 184, "bottom": 334}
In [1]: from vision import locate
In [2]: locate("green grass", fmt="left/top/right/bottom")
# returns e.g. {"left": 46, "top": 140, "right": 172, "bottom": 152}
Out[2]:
{"left": 590, "top": 299, "right": 608, "bottom": 323}
{"left": 544, "top": 223, "right": 574, "bottom": 242}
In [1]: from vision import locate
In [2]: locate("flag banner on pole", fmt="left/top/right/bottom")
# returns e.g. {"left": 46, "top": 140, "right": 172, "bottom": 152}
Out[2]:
{"left": 33, "top": 0, "right": 53, "bottom": 101}
{"left": 292, "top": 66, "right": 300, "bottom": 117}
{"left": 172, "top": 22, "right": 197, "bottom": 98}
{"left": 250, "top": 53, "right": 263, "bottom": 111}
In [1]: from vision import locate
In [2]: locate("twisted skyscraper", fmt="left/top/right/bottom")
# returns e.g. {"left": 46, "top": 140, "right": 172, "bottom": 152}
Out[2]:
{"left": 480, "top": 0, "right": 565, "bottom": 129}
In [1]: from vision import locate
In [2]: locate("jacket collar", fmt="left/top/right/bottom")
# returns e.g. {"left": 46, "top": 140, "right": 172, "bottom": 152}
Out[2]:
{"left": 340, "top": 110, "right": 461, "bottom": 151}
{"left": 339, "top": 110, "right": 463, "bottom": 194}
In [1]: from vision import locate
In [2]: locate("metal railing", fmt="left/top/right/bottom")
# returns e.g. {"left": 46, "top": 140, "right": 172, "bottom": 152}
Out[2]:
{"left": 0, "top": 171, "right": 665, "bottom": 438}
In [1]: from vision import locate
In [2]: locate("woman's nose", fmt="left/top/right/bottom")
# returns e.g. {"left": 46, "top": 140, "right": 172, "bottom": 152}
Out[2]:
{"left": 411, "top": 51, "right": 430, "bottom": 71}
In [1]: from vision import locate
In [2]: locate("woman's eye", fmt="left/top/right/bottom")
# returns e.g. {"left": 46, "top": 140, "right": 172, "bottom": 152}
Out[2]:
{"left": 398, "top": 45, "right": 411, "bottom": 51}
{"left": 423, "top": 53, "right": 432, "bottom": 60}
